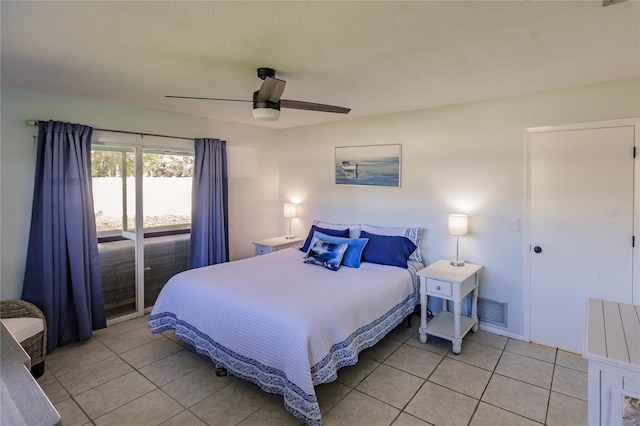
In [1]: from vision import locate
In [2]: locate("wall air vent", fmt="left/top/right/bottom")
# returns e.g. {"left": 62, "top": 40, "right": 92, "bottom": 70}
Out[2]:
{"left": 477, "top": 297, "right": 508, "bottom": 328}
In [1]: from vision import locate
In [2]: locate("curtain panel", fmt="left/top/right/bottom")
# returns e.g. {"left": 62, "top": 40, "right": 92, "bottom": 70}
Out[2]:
{"left": 22, "top": 120, "right": 106, "bottom": 352}
{"left": 188, "top": 138, "right": 229, "bottom": 269}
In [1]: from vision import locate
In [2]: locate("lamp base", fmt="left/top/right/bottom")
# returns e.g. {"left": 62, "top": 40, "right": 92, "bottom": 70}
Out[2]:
{"left": 285, "top": 235, "right": 296, "bottom": 239}
{"left": 450, "top": 259, "right": 465, "bottom": 267}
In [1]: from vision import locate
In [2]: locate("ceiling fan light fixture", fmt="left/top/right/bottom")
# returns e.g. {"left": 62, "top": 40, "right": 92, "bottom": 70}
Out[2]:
{"left": 253, "top": 106, "right": 280, "bottom": 121}
{"left": 253, "top": 90, "right": 280, "bottom": 121}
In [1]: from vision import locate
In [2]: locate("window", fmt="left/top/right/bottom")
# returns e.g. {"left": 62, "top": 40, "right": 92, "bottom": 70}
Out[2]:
{"left": 142, "top": 150, "right": 193, "bottom": 231}
{"left": 92, "top": 147, "right": 194, "bottom": 237}
{"left": 91, "top": 147, "right": 135, "bottom": 234}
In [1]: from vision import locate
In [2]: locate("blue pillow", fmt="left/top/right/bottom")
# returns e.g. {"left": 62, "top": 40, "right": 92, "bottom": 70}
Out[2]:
{"left": 311, "top": 231, "right": 369, "bottom": 268}
{"left": 304, "top": 240, "right": 349, "bottom": 271}
{"left": 300, "top": 225, "right": 349, "bottom": 252}
{"left": 360, "top": 230, "right": 417, "bottom": 268}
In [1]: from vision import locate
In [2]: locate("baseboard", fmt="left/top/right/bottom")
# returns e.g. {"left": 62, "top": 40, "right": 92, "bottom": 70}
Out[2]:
{"left": 478, "top": 323, "right": 524, "bottom": 341}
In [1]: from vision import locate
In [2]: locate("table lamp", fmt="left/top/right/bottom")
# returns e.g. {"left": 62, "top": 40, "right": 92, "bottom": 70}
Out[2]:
{"left": 283, "top": 204, "right": 297, "bottom": 239}
{"left": 448, "top": 214, "right": 468, "bottom": 267}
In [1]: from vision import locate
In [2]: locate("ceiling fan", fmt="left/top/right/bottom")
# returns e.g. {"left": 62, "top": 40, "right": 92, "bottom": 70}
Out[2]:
{"left": 166, "top": 68, "right": 351, "bottom": 121}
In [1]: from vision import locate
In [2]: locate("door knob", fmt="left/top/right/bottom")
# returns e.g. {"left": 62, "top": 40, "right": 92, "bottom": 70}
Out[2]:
{"left": 533, "top": 246, "right": 542, "bottom": 253}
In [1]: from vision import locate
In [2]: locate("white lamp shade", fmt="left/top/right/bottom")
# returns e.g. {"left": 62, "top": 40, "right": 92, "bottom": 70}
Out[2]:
{"left": 283, "top": 203, "right": 297, "bottom": 219}
{"left": 253, "top": 107, "right": 280, "bottom": 121}
{"left": 448, "top": 214, "right": 468, "bottom": 236}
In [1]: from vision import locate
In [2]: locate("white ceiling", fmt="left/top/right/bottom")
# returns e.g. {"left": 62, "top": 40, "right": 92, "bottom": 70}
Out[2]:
{"left": 2, "top": 1, "right": 639, "bottom": 129}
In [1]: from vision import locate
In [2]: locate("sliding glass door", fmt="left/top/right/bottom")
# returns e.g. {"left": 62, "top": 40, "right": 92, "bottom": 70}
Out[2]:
{"left": 91, "top": 145, "right": 193, "bottom": 321}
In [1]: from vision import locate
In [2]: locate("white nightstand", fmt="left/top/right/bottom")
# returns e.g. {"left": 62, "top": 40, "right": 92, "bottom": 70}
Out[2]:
{"left": 417, "top": 260, "right": 483, "bottom": 354}
{"left": 252, "top": 236, "right": 305, "bottom": 256}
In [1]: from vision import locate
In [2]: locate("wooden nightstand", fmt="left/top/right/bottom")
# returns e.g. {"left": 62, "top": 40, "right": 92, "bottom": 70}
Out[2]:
{"left": 252, "top": 236, "right": 305, "bottom": 256}
{"left": 417, "top": 260, "right": 483, "bottom": 354}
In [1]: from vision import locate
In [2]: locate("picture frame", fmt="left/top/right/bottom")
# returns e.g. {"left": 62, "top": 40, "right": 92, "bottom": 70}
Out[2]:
{"left": 335, "top": 144, "right": 401, "bottom": 187}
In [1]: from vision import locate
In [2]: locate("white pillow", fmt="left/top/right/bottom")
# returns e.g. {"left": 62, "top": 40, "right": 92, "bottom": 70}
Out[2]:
{"left": 313, "top": 220, "right": 361, "bottom": 238}
{"left": 360, "top": 224, "right": 423, "bottom": 262}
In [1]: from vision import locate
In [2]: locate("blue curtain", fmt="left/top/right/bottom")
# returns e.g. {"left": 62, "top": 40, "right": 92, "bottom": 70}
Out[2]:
{"left": 188, "top": 138, "right": 229, "bottom": 269}
{"left": 22, "top": 121, "right": 106, "bottom": 352}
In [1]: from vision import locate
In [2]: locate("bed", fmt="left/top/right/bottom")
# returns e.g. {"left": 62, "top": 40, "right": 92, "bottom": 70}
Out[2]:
{"left": 149, "top": 222, "right": 422, "bottom": 425}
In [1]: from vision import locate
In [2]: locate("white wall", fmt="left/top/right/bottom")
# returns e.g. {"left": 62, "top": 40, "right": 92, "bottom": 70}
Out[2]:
{"left": 278, "top": 77, "right": 640, "bottom": 339}
{"left": 3, "top": 79, "right": 639, "bottom": 338}
{"left": 1, "top": 86, "right": 280, "bottom": 300}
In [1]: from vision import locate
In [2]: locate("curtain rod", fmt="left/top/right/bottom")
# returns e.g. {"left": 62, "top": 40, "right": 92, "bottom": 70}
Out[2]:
{"left": 25, "top": 120, "right": 194, "bottom": 142}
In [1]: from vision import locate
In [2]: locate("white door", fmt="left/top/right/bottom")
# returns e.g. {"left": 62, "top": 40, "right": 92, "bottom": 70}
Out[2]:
{"left": 529, "top": 125, "right": 634, "bottom": 353}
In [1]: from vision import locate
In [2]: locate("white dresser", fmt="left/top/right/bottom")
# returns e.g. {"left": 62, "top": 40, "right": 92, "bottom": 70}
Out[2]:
{"left": 583, "top": 298, "right": 640, "bottom": 426}
{"left": 252, "top": 236, "right": 304, "bottom": 256}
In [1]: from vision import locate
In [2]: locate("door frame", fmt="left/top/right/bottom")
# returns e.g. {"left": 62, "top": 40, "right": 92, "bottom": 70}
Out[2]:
{"left": 523, "top": 118, "right": 639, "bottom": 344}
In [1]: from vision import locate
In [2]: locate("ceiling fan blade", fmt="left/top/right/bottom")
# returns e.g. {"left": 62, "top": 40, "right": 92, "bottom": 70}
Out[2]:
{"left": 165, "top": 95, "right": 251, "bottom": 102}
{"left": 280, "top": 99, "right": 351, "bottom": 114}
{"left": 257, "top": 76, "right": 286, "bottom": 103}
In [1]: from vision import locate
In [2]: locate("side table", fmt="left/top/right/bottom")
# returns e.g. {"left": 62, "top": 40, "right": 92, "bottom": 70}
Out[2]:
{"left": 417, "top": 260, "right": 483, "bottom": 354}
{"left": 252, "top": 236, "right": 304, "bottom": 256}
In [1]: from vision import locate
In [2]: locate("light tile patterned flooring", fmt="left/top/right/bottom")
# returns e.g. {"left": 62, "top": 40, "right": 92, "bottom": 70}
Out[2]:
{"left": 37, "top": 315, "right": 589, "bottom": 426}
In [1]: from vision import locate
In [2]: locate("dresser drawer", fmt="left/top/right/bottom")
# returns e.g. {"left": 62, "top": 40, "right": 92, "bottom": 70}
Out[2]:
{"left": 426, "top": 279, "right": 452, "bottom": 297}
{"left": 254, "top": 244, "right": 272, "bottom": 256}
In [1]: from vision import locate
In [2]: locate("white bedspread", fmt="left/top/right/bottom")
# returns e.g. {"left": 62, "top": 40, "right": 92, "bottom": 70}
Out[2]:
{"left": 149, "top": 248, "right": 417, "bottom": 425}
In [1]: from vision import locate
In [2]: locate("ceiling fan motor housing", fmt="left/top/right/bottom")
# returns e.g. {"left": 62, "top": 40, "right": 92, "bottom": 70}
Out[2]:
{"left": 252, "top": 90, "right": 280, "bottom": 110}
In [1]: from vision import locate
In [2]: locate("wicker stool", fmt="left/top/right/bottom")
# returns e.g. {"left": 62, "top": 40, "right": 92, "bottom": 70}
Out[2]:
{"left": 0, "top": 300, "right": 47, "bottom": 378}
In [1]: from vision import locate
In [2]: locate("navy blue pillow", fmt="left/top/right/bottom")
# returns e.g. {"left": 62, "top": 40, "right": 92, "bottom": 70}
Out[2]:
{"left": 300, "top": 225, "right": 349, "bottom": 252}
{"left": 360, "top": 230, "right": 417, "bottom": 268}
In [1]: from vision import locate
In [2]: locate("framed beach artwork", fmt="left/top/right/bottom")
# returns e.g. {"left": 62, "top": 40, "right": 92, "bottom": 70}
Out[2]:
{"left": 335, "top": 144, "right": 401, "bottom": 187}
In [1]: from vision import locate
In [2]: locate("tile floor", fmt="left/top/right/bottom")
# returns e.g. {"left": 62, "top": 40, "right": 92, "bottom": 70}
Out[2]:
{"left": 37, "top": 315, "right": 589, "bottom": 426}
